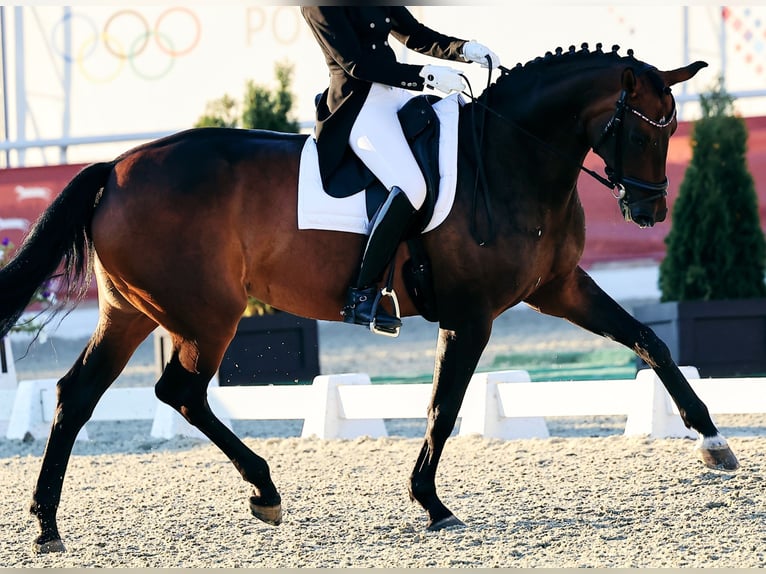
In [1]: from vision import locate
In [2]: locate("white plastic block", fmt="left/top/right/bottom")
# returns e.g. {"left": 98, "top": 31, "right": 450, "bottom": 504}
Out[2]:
{"left": 459, "top": 370, "right": 549, "bottom": 439}
{"left": 0, "top": 337, "right": 17, "bottom": 390}
{"left": 624, "top": 366, "right": 699, "bottom": 438}
{"left": 301, "top": 373, "right": 388, "bottom": 439}
{"left": 6, "top": 378, "right": 88, "bottom": 441}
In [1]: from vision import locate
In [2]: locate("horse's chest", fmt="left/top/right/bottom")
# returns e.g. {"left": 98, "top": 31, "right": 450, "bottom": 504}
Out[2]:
{"left": 517, "top": 207, "right": 585, "bottom": 279}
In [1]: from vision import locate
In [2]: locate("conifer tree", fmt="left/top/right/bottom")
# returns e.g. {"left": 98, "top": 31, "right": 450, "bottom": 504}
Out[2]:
{"left": 241, "top": 62, "right": 299, "bottom": 133}
{"left": 659, "top": 81, "right": 766, "bottom": 301}
{"left": 194, "top": 60, "right": 299, "bottom": 133}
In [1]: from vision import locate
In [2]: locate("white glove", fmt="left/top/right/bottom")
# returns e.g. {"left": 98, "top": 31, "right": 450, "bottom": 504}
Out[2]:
{"left": 418, "top": 65, "right": 466, "bottom": 94}
{"left": 462, "top": 40, "right": 501, "bottom": 69}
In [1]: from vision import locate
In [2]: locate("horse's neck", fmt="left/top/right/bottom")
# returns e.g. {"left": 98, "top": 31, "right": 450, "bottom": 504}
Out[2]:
{"left": 486, "top": 66, "right": 618, "bottom": 182}
{"left": 528, "top": 69, "right": 613, "bottom": 139}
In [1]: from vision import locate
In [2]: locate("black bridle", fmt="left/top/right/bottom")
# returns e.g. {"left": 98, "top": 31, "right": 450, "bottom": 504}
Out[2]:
{"left": 592, "top": 88, "right": 675, "bottom": 207}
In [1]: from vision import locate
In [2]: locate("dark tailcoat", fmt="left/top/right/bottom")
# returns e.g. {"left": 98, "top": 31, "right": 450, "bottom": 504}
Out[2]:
{"left": 301, "top": 6, "right": 467, "bottom": 183}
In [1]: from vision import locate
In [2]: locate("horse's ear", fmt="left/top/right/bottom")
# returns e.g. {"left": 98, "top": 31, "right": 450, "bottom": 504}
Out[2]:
{"left": 621, "top": 68, "right": 637, "bottom": 95}
{"left": 659, "top": 61, "right": 708, "bottom": 87}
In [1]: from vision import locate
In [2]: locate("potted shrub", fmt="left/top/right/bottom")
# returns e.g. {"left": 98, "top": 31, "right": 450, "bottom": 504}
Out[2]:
{"left": 634, "top": 81, "right": 766, "bottom": 377}
{"left": 155, "top": 62, "right": 320, "bottom": 385}
{"left": 217, "top": 297, "right": 319, "bottom": 386}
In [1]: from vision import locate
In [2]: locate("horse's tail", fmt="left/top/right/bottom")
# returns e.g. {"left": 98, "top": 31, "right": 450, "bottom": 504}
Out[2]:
{"left": 0, "top": 161, "right": 114, "bottom": 338}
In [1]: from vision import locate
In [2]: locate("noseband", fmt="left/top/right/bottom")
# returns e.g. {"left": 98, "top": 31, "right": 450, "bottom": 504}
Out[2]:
{"left": 593, "top": 89, "right": 676, "bottom": 207}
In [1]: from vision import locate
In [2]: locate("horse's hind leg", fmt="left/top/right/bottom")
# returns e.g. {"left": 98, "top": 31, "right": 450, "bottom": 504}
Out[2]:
{"left": 154, "top": 339, "right": 282, "bottom": 526}
{"left": 525, "top": 266, "right": 739, "bottom": 471}
{"left": 30, "top": 308, "right": 157, "bottom": 553}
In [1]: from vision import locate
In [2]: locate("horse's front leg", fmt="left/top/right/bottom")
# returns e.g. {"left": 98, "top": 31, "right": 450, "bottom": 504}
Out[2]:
{"left": 409, "top": 317, "right": 492, "bottom": 530}
{"left": 526, "top": 266, "right": 739, "bottom": 471}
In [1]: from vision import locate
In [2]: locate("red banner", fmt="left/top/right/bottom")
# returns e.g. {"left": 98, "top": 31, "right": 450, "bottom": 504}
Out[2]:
{"left": 578, "top": 115, "right": 766, "bottom": 267}
{"left": 0, "top": 163, "right": 88, "bottom": 249}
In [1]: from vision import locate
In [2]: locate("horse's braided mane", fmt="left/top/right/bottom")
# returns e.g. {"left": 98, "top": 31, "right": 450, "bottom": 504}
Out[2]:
{"left": 503, "top": 43, "right": 646, "bottom": 77}
{"left": 488, "top": 43, "right": 666, "bottom": 101}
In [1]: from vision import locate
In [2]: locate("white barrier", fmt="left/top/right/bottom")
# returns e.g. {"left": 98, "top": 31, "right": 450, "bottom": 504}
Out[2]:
{"left": 623, "top": 366, "right": 700, "bottom": 438}
{"left": 5, "top": 378, "right": 159, "bottom": 441}
{"left": 4, "top": 367, "right": 766, "bottom": 442}
{"left": 459, "top": 370, "right": 550, "bottom": 438}
{"left": 0, "top": 337, "right": 16, "bottom": 390}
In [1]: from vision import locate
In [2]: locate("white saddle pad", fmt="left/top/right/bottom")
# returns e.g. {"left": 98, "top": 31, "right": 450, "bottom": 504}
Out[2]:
{"left": 297, "top": 93, "right": 462, "bottom": 235}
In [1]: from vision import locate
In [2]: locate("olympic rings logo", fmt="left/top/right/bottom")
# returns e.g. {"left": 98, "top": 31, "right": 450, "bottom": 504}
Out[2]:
{"left": 245, "top": 7, "right": 301, "bottom": 46}
{"left": 51, "top": 7, "right": 201, "bottom": 83}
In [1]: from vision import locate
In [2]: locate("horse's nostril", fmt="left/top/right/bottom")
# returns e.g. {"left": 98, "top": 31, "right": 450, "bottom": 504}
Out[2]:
{"left": 635, "top": 216, "right": 654, "bottom": 228}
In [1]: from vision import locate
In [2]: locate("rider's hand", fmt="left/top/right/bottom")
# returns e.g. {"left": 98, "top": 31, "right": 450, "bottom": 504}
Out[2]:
{"left": 462, "top": 40, "right": 501, "bottom": 69}
{"left": 419, "top": 65, "right": 466, "bottom": 94}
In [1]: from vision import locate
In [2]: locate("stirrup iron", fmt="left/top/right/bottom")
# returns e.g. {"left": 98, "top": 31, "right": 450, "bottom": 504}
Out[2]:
{"left": 370, "top": 287, "right": 401, "bottom": 338}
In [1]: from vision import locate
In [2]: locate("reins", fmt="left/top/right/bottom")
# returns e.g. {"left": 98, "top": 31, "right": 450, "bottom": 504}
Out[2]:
{"left": 462, "top": 62, "right": 496, "bottom": 246}
{"left": 460, "top": 64, "right": 618, "bottom": 195}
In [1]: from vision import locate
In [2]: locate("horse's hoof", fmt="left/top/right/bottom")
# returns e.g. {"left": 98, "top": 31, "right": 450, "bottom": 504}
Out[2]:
{"left": 32, "top": 538, "right": 66, "bottom": 554}
{"left": 698, "top": 446, "right": 740, "bottom": 471}
{"left": 249, "top": 497, "right": 283, "bottom": 526}
{"left": 427, "top": 515, "right": 465, "bottom": 531}
{"left": 696, "top": 435, "right": 740, "bottom": 472}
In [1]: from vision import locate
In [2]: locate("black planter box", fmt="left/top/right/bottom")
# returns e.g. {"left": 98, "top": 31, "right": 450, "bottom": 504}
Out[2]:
{"left": 154, "top": 313, "right": 320, "bottom": 386}
{"left": 218, "top": 313, "right": 320, "bottom": 385}
{"left": 633, "top": 299, "right": 766, "bottom": 378}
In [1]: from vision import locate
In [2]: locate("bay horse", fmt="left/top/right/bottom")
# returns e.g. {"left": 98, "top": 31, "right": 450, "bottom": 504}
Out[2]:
{"left": 0, "top": 44, "right": 740, "bottom": 553}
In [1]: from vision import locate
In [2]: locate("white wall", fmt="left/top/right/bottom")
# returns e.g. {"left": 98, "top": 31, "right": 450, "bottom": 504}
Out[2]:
{"left": 3, "top": 5, "right": 766, "bottom": 166}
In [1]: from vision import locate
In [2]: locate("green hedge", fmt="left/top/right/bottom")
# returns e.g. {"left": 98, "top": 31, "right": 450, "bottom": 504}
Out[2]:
{"left": 659, "top": 81, "right": 766, "bottom": 301}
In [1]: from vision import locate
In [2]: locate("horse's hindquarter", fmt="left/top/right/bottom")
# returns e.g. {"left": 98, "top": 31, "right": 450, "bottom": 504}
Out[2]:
{"left": 92, "top": 130, "right": 309, "bottom": 320}
{"left": 91, "top": 128, "right": 404, "bottom": 324}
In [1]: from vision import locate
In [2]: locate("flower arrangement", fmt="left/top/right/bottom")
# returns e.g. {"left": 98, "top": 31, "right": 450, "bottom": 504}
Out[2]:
{"left": 0, "top": 237, "right": 56, "bottom": 334}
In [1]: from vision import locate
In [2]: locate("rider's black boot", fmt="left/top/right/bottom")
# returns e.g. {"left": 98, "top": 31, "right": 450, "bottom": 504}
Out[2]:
{"left": 342, "top": 286, "right": 401, "bottom": 332}
{"left": 342, "top": 187, "right": 417, "bottom": 333}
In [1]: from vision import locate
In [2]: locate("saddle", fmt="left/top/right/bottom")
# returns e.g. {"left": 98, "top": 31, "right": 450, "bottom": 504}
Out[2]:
{"left": 322, "top": 94, "right": 442, "bottom": 230}
{"left": 320, "top": 94, "right": 443, "bottom": 321}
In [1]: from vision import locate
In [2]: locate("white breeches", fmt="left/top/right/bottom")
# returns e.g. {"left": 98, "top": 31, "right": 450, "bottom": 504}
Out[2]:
{"left": 349, "top": 83, "right": 427, "bottom": 209}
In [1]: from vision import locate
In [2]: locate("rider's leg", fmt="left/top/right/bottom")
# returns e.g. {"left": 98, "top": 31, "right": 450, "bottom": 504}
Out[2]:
{"left": 343, "top": 84, "right": 426, "bottom": 331}
{"left": 342, "top": 187, "right": 417, "bottom": 330}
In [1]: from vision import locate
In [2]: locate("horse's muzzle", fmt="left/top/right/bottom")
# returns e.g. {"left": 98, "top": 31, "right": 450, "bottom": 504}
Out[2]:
{"left": 620, "top": 197, "right": 666, "bottom": 228}
{"left": 617, "top": 176, "right": 669, "bottom": 228}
